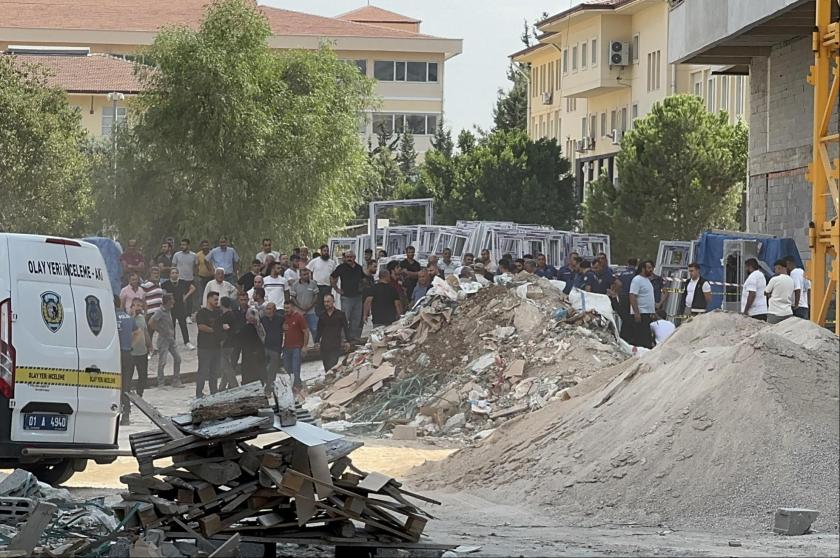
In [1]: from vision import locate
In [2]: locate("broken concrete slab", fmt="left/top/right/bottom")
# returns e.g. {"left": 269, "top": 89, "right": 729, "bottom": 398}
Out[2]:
{"left": 392, "top": 425, "right": 417, "bottom": 441}
{"left": 773, "top": 508, "right": 819, "bottom": 535}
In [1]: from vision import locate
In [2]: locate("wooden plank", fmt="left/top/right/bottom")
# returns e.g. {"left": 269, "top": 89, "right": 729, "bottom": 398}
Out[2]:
{"left": 153, "top": 435, "right": 202, "bottom": 458}
{"left": 8, "top": 502, "right": 57, "bottom": 554}
{"left": 171, "top": 517, "right": 216, "bottom": 554}
{"left": 128, "top": 393, "right": 185, "bottom": 440}
{"left": 199, "top": 514, "right": 222, "bottom": 537}
{"left": 191, "top": 382, "right": 269, "bottom": 423}
{"left": 357, "top": 472, "right": 392, "bottom": 493}
{"left": 238, "top": 451, "right": 261, "bottom": 476}
{"left": 181, "top": 416, "right": 271, "bottom": 440}
{"left": 187, "top": 461, "right": 242, "bottom": 485}
{"left": 219, "top": 490, "right": 254, "bottom": 514}
{"left": 308, "top": 444, "right": 334, "bottom": 499}
{"left": 207, "top": 533, "right": 241, "bottom": 558}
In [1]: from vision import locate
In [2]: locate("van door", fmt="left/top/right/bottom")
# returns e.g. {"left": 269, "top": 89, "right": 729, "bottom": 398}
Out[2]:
{"left": 8, "top": 237, "right": 78, "bottom": 444}
{"left": 67, "top": 241, "right": 120, "bottom": 444}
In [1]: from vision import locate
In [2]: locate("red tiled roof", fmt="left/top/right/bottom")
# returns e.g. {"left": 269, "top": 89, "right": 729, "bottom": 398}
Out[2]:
{"left": 537, "top": 0, "right": 634, "bottom": 29}
{"left": 4, "top": 53, "right": 142, "bottom": 93}
{"left": 0, "top": 0, "right": 438, "bottom": 39}
{"left": 336, "top": 5, "right": 421, "bottom": 24}
{"left": 259, "top": 6, "right": 434, "bottom": 39}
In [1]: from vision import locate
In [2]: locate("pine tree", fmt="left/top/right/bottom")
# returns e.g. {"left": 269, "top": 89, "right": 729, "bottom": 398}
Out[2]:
{"left": 396, "top": 132, "right": 418, "bottom": 183}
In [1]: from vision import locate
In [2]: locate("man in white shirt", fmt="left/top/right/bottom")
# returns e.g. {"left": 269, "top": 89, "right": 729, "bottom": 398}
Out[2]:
{"left": 437, "top": 248, "right": 459, "bottom": 278}
{"left": 741, "top": 258, "right": 768, "bottom": 321}
{"left": 263, "top": 261, "right": 289, "bottom": 308}
{"left": 784, "top": 256, "right": 809, "bottom": 319}
{"left": 307, "top": 244, "right": 337, "bottom": 314}
{"left": 682, "top": 262, "right": 712, "bottom": 315}
{"left": 247, "top": 274, "right": 265, "bottom": 303}
{"left": 256, "top": 238, "right": 280, "bottom": 265}
{"left": 284, "top": 254, "right": 301, "bottom": 287}
{"left": 764, "top": 260, "right": 795, "bottom": 324}
{"left": 202, "top": 268, "right": 237, "bottom": 308}
{"left": 650, "top": 310, "right": 676, "bottom": 345}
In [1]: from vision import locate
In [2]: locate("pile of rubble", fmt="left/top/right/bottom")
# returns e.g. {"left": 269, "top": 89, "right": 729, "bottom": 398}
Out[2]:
{"left": 312, "top": 275, "right": 628, "bottom": 439}
{"left": 110, "top": 383, "right": 441, "bottom": 556}
{"left": 0, "top": 469, "right": 118, "bottom": 557}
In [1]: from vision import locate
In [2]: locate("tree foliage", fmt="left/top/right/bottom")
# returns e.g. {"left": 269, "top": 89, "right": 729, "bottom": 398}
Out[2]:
{"left": 583, "top": 94, "right": 747, "bottom": 261}
{"left": 492, "top": 64, "right": 528, "bottom": 132}
{"left": 0, "top": 56, "right": 95, "bottom": 236}
{"left": 94, "top": 0, "right": 374, "bottom": 251}
{"left": 404, "top": 126, "right": 577, "bottom": 229}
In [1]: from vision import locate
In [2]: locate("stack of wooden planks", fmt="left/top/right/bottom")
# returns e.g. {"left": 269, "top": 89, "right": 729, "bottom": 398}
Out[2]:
{"left": 117, "top": 382, "right": 438, "bottom": 554}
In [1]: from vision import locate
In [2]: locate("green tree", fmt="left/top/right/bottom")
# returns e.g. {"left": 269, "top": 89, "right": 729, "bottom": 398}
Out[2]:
{"left": 0, "top": 56, "right": 94, "bottom": 235}
{"left": 94, "top": 0, "right": 374, "bottom": 251}
{"left": 396, "top": 132, "right": 418, "bottom": 183}
{"left": 583, "top": 94, "right": 747, "bottom": 261}
{"left": 492, "top": 64, "right": 528, "bottom": 132}
{"left": 407, "top": 126, "right": 577, "bottom": 229}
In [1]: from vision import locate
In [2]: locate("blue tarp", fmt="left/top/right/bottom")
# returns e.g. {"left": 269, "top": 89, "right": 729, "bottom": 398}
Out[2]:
{"left": 82, "top": 237, "right": 123, "bottom": 296}
{"left": 694, "top": 231, "right": 803, "bottom": 310}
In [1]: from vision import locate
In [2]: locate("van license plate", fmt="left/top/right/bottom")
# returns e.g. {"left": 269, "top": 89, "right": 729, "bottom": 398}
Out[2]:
{"left": 23, "top": 413, "right": 68, "bottom": 431}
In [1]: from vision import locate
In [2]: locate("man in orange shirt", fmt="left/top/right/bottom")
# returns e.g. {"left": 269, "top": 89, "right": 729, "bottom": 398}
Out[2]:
{"left": 282, "top": 300, "right": 309, "bottom": 395}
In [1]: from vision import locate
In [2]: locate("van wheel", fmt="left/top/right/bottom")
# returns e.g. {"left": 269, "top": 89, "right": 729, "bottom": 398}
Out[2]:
{"left": 24, "top": 459, "right": 77, "bottom": 486}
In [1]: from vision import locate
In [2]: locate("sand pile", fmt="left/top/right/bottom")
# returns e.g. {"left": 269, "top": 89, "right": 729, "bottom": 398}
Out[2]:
{"left": 312, "top": 276, "right": 627, "bottom": 439}
{"left": 414, "top": 312, "right": 840, "bottom": 532}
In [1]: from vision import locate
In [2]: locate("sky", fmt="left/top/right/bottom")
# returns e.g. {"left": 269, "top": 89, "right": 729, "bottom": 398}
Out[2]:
{"left": 263, "top": 1, "right": 578, "bottom": 134}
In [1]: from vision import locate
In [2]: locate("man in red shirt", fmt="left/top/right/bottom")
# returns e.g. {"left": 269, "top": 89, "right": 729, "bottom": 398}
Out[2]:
{"left": 121, "top": 239, "right": 145, "bottom": 285}
{"left": 282, "top": 301, "right": 309, "bottom": 395}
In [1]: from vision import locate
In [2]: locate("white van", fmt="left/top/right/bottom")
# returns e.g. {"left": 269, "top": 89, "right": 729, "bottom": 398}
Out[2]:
{"left": 0, "top": 233, "right": 121, "bottom": 484}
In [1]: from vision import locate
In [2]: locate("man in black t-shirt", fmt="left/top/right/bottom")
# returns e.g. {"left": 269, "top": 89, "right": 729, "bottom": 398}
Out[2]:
{"left": 195, "top": 292, "right": 222, "bottom": 397}
{"left": 330, "top": 250, "right": 365, "bottom": 342}
{"left": 237, "top": 260, "right": 262, "bottom": 294}
{"left": 364, "top": 270, "right": 403, "bottom": 327}
{"left": 399, "top": 246, "right": 422, "bottom": 298}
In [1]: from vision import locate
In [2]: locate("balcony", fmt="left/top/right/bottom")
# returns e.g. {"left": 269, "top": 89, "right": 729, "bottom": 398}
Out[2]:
{"left": 668, "top": 0, "right": 818, "bottom": 65}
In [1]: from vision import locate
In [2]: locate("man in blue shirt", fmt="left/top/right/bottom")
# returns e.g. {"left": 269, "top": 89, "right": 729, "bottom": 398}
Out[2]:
{"left": 534, "top": 253, "right": 557, "bottom": 279}
{"left": 562, "top": 255, "right": 584, "bottom": 295}
{"left": 208, "top": 236, "right": 240, "bottom": 283}
{"left": 115, "top": 296, "right": 139, "bottom": 425}
{"left": 629, "top": 260, "right": 657, "bottom": 348}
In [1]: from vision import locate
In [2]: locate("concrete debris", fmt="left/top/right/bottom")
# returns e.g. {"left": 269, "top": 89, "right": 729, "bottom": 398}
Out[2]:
{"left": 773, "top": 508, "right": 819, "bottom": 536}
{"left": 312, "top": 274, "right": 627, "bottom": 439}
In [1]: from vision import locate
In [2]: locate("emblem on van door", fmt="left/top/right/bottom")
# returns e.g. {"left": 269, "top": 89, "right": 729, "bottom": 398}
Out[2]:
{"left": 40, "top": 291, "right": 64, "bottom": 333}
{"left": 85, "top": 295, "right": 103, "bottom": 336}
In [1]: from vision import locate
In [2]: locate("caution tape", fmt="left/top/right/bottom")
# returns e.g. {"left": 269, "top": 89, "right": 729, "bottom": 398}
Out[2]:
{"left": 16, "top": 366, "right": 121, "bottom": 389}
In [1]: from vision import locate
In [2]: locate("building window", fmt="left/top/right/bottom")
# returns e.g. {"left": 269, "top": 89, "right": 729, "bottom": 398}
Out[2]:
{"left": 631, "top": 103, "right": 638, "bottom": 123}
{"left": 556, "top": 60, "right": 562, "bottom": 89}
{"left": 581, "top": 116, "right": 587, "bottom": 138}
{"left": 572, "top": 45, "right": 578, "bottom": 71}
{"left": 735, "top": 75, "right": 745, "bottom": 116}
{"left": 581, "top": 43, "right": 588, "bottom": 68}
{"left": 719, "top": 75, "right": 729, "bottom": 111}
{"left": 373, "top": 61, "right": 438, "bottom": 82}
{"left": 371, "top": 113, "right": 439, "bottom": 136}
{"left": 548, "top": 63, "right": 554, "bottom": 93}
{"left": 610, "top": 109, "right": 617, "bottom": 132}
{"left": 566, "top": 97, "right": 576, "bottom": 112}
{"left": 620, "top": 107, "right": 627, "bottom": 131}
{"left": 600, "top": 112, "right": 607, "bottom": 136}
{"left": 691, "top": 71, "right": 703, "bottom": 97}
{"left": 591, "top": 39, "right": 598, "bottom": 67}
{"left": 632, "top": 34, "right": 640, "bottom": 63}
{"left": 357, "top": 113, "right": 369, "bottom": 134}
{"left": 556, "top": 113, "right": 562, "bottom": 139}
{"left": 589, "top": 114, "right": 596, "bottom": 138}
{"left": 646, "top": 50, "right": 661, "bottom": 91}
{"left": 355, "top": 59, "right": 367, "bottom": 75}
{"left": 101, "top": 105, "right": 127, "bottom": 136}
{"left": 563, "top": 49, "right": 569, "bottom": 73}
{"left": 707, "top": 76, "right": 716, "bottom": 111}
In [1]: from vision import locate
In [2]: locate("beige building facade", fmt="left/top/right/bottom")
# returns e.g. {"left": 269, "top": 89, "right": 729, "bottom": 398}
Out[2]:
{"left": 512, "top": 0, "right": 748, "bottom": 199}
{"left": 0, "top": 2, "right": 462, "bottom": 153}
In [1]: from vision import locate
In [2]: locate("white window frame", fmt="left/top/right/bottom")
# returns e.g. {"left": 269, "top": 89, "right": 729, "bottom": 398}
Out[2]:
{"left": 572, "top": 45, "right": 578, "bottom": 72}
{"left": 372, "top": 112, "right": 439, "bottom": 136}
{"left": 581, "top": 42, "right": 588, "bottom": 69}
{"left": 632, "top": 34, "right": 640, "bottom": 63}
{"left": 101, "top": 105, "right": 127, "bottom": 137}
{"left": 735, "top": 75, "right": 745, "bottom": 116}
{"left": 563, "top": 49, "right": 569, "bottom": 74}
{"left": 600, "top": 112, "right": 607, "bottom": 136}
{"left": 373, "top": 60, "right": 439, "bottom": 83}
{"left": 707, "top": 76, "right": 716, "bottom": 111}
{"left": 591, "top": 38, "right": 598, "bottom": 67}
{"left": 719, "top": 75, "right": 729, "bottom": 111}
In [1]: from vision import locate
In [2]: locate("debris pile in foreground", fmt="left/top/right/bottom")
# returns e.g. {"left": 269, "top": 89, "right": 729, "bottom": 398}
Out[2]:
{"left": 0, "top": 468, "right": 119, "bottom": 557}
{"left": 113, "top": 383, "right": 439, "bottom": 556}
{"left": 313, "top": 275, "right": 628, "bottom": 439}
{"left": 414, "top": 313, "right": 840, "bottom": 533}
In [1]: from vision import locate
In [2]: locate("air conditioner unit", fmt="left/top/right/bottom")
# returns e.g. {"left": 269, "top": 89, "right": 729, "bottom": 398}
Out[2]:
{"left": 611, "top": 129, "right": 623, "bottom": 145}
{"left": 610, "top": 41, "right": 629, "bottom": 66}
{"left": 575, "top": 139, "right": 586, "bottom": 152}
{"left": 542, "top": 92, "right": 553, "bottom": 105}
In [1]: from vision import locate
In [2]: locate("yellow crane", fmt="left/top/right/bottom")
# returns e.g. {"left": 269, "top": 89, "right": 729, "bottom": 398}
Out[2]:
{"left": 807, "top": 0, "right": 840, "bottom": 334}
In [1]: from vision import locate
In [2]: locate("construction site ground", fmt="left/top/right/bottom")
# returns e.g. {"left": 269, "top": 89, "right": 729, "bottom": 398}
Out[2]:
{"left": 43, "top": 352, "right": 838, "bottom": 557}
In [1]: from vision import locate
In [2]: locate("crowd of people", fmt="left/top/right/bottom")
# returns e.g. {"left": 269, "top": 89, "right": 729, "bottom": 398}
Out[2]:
{"left": 112, "top": 236, "right": 810, "bottom": 423}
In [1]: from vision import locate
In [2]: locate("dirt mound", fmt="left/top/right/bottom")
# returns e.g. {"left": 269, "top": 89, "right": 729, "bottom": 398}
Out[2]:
{"left": 413, "top": 312, "right": 840, "bottom": 532}
{"left": 312, "top": 276, "right": 628, "bottom": 439}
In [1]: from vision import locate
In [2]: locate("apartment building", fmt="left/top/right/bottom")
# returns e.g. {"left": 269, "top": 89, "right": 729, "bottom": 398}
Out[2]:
{"left": 511, "top": 0, "right": 748, "bottom": 199}
{"left": 0, "top": 1, "right": 462, "bottom": 153}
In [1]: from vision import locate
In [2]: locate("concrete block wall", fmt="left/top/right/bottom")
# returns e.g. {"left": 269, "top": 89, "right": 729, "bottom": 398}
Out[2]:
{"left": 747, "top": 36, "right": 814, "bottom": 260}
